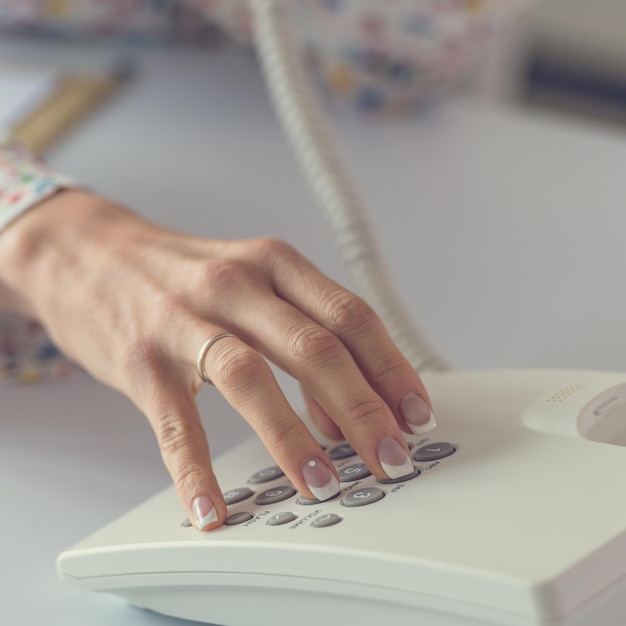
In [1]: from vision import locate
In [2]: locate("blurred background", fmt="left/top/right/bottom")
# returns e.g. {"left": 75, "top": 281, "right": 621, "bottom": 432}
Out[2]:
{"left": 1, "top": 0, "right": 626, "bottom": 380}
{"left": 476, "top": 0, "right": 626, "bottom": 129}
{"left": 2, "top": 5, "right": 626, "bottom": 624}
{"left": 2, "top": 0, "right": 625, "bottom": 153}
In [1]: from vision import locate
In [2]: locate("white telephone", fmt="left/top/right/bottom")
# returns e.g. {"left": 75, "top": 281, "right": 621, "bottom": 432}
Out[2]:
{"left": 58, "top": 368, "right": 626, "bottom": 626}
{"left": 57, "top": 3, "right": 626, "bottom": 626}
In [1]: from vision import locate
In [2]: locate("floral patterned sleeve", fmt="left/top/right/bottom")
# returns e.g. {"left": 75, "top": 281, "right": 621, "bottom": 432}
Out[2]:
{"left": 0, "top": 131, "right": 76, "bottom": 230}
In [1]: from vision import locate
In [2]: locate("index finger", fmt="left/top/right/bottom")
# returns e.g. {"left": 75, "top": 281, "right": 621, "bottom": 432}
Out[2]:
{"left": 128, "top": 361, "right": 226, "bottom": 531}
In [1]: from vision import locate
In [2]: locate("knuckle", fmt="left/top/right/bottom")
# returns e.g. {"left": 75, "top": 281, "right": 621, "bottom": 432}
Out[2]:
{"left": 153, "top": 411, "right": 207, "bottom": 493}
{"left": 324, "top": 290, "right": 375, "bottom": 335}
{"left": 287, "top": 323, "right": 342, "bottom": 364}
{"left": 173, "top": 464, "right": 207, "bottom": 496}
{"left": 150, "top": 405, "right": 209, "bottom": 495}
{"left": 122, "top": 337, "right": 165, "bottom": 380}
{"left": 119, "top": 289, "right": 187, "bottom": 384}
{"left": 260, "top": 416, "right": 302, "bottom": 451}
{"left": 212, "top": 342, "right": 265, "bottom": 392}
{"left": 373, "top": 351, "right": 409, "bottom": 384}
{"left": 154, "top": 410, "right": 198, "bottom": 458}
{"left": 340, "top": 396, "right": 388, "bottom": 427}
{"left": 198, "top": 258, "right": 247, "bottom": 294}
{"left": 255, "top": 237, "right": 296, "bottom": 262}
{"left": 152, "top": 289, "right": 185, "bottom": 326}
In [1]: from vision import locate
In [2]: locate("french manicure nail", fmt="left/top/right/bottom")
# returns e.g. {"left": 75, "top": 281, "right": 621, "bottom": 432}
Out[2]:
{"left": 302, "top": 458, "right": 340, "bottom": 501}
{"left": 377, "top": 437, "right": 414, "bottom": 479}
{"left": 400, "top": 392, "right": 436, "bottom": 435}
{"left": 192, "top": 495, "right": 217, "bottom": 530}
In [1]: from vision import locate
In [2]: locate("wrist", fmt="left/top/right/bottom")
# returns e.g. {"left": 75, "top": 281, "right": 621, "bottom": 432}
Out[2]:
{"left": 0, "top": 189, "right": 128, "bottom": 318}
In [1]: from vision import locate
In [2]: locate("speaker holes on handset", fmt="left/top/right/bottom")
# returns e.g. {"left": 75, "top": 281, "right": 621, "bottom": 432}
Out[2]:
{"left": 546, "top": 382, "right": 589, "bottom": 403}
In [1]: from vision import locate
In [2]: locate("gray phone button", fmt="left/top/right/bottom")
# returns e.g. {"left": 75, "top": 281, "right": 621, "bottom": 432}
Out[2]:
{"left": 248, "top": 466, "right": 285, "bottom": 484}
{"left": 327, "top": 443, "right": 356, "bottom": 460}
{"left": 223, "top": 487, "right": 255, "bottom": 505}
{"left": 267, "top": 512, "right": 297, "bottom": 526}
{"left": 338, "top": 462, "right": 371, "bottom": 482}
{"left": 298, "top": 495, "right": 321, "bottom": 505}
{"left": 225, "top": 511, "right": 254, "bottom": 525}
{"left": 255, "top": 485, "right": 297, "bottom": 505}
{"left": 298, "top": 491, "right": 340, "bottom": 505}
{"left": 311, "top": 513, "right": 342, "bottom": 528}
{"left": 342, "top": 487, "right": 385, "bottom": 507}
{"left": 412, "top": 442, "right": 456, "bottom": 462}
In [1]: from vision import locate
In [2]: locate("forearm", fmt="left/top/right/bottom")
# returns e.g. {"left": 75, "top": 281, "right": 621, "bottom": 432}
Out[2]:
{"left": 0, "top": 190, "right": 72, "bottom": 318}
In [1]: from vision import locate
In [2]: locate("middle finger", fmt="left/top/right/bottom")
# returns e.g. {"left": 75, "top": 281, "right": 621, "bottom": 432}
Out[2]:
{"left": 224, "top": 293, "right": 414, "bottom": 480}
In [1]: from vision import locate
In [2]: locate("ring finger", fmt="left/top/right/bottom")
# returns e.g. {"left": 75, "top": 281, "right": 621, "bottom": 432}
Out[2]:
{"left": 191, "top": 324, "right": 341, "bottom": 503}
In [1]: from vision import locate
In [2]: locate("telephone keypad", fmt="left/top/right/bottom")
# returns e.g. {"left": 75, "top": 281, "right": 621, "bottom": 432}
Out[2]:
{"left": 183, "top": 440, "right": 458, "bottom": 530}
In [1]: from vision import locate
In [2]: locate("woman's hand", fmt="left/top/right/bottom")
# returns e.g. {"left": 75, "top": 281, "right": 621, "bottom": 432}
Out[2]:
{"left": 0, "top": 190, "right": 435, "bottom": 529}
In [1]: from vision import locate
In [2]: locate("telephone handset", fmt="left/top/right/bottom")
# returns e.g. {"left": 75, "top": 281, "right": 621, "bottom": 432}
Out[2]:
{"left": 57, "top": 2, "right": 626, "bottom": 625}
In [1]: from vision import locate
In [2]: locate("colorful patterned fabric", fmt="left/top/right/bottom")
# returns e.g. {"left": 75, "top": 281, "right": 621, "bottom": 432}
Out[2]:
{"left": 301, "top": 0, "right": 531, "bottom": 114}
{"left": 0, "top": 130, "right": 75, "bottom": 230}
{"left": 0, "top": 0, "right": 530, "bottom": 385}
{"left": 0, "top": 1, "right": 531, "bottom": 109}
{"left": 0, "top": 312, "right": 85, "bottom": 387}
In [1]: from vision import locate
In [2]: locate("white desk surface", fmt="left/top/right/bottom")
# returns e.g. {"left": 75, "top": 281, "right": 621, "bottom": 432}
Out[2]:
{"left": 2, "top": 38, "right": 626, "bottom": 625}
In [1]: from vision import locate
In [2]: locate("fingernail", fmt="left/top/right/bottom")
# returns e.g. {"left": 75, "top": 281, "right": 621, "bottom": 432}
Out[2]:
{"left": 302, "top": 458, "right": 340, "bottom": 501}
{"left": 192, "top": 495, "right": 217, "bottom": 530}
{"left": 400, "top": 392, "right": 436, "bottom": 435}
{"left": 377, "top": 437, "right": 414, "bottom": 479}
